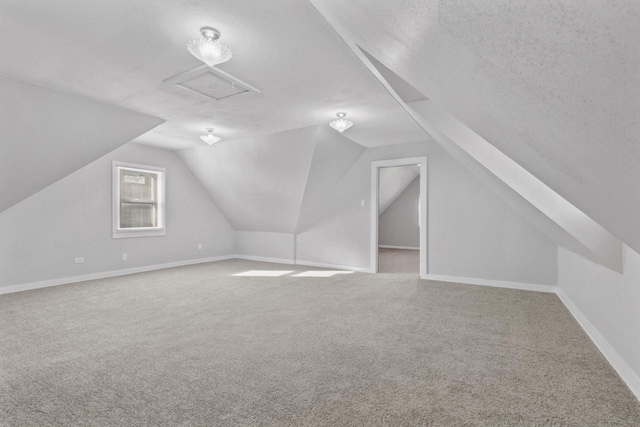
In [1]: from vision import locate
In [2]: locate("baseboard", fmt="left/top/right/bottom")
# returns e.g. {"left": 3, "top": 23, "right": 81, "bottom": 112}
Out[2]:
{"left": 0, "top": 255, "right": 237, "bottom": 295}
{"left": 556, "top": 288, "right": 640, "bottom": 401}
{"left": 295, "top": 259, "right": 370, "bottom": 273}
{"left": 423, "top": 274, "right": 556, "bottom": 293}
{"left": 234, "top": 255, "right": 295, "bottom": 265}
{"left": 378, "top": 245, "right": 419, "bottom": 251}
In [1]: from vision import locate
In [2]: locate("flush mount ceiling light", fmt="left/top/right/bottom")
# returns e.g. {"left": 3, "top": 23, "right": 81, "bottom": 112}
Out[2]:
{"left": 187, "top": 27, "right": 233, "bottom": 67}
{"left": 329, "top": 112, "right": 354, "bottom": 133}
{"left": 200, "top": 128, "right": 221, "bottom": 145}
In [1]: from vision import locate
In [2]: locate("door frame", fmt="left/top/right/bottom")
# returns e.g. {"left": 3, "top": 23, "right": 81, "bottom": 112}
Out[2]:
{"left": 370, "top": 157, "right": 428, "bottom": 278}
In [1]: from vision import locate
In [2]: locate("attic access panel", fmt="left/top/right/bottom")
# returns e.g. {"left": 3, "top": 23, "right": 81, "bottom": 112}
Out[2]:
{"left": 163, "top": 64, "right": 261, "bottom": 102}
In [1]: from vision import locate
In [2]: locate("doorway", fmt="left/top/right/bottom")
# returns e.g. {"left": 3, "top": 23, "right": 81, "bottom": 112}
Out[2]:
{"left": 370, "top": 157, "right": 427, "bottom": 277}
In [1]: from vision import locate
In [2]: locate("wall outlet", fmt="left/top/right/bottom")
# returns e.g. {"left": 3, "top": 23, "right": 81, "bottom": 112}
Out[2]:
{"left": 361, "top": 199, "right": 366, "bottom": 207}
{"left": 122, "top": 253, "right": 128, "bottom": 261}
{"left": 197, "top": 243, "right": 203, "bottom": 250}
{"left": 74, "top": 257, "right": 84, "bottom": 264}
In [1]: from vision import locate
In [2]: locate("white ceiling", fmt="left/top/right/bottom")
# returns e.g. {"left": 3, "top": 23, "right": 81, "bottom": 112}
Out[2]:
{"left": 311, "top": 0, "right": 640, "bottom": 255}
{"left": 378, "top": 167, "right": 419, "bottom": 215}
{"left": 0, "top": 0, "right": 428, "bottom": 150}
{"left": 176, "top": 126, "right": 319, "bottom": 233}
{"left": 0, "top": 75, "right": 163, "bottom": 214}
{"left": 176, "top": 125, "right": 367, "bottom": 234}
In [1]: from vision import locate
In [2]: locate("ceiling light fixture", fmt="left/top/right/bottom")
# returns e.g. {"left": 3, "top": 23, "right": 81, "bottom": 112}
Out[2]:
{"left": 200, "top": 128, "right": 221, "bottom": 145}
{"left": 187, "top": 27, "right": 233, "bottom": 67}
{"left": 329, "top": 112, "right": 353, "bottom": 133}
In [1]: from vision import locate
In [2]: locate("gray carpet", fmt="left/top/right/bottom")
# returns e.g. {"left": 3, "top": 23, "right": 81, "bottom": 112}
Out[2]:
{"left": 1, "top": 259, "right": 639, "bottom": 426}
{"left": 378, "top": 248, "right": 420, "bottom": 273}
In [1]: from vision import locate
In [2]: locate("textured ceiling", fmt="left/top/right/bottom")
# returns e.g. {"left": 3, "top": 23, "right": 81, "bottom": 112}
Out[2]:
{"left": 378, "top": 167, "right": 419, "bottom": 215}
{"left": 311, "top": 0, "right": 640, "bottom": 256}
{"left": 0, "top": 75, "right": 163, "bottom": 214}
{"left": 176, "top": 125, "right": 369, "bottom": 235}
{"left": 175, "top": 126, "right": 319, "bottom": 233}
{"left": 0, "top": 0, "right": 427, "bottom": 150}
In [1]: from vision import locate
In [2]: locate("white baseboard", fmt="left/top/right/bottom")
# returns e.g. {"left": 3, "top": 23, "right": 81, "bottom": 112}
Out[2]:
{"left": 378, "top": 245, "right": 419, "bottom": 251}
{"left": 423, "top": 273, "right": 556, "bottom": 293}
{"left": 556, "top": 288, "right": 640, "bottom": 401}
{"left": 295, "top": 259, "right": 370, "bottom": 273}
{"left": 234, "top": 255, "right": 295, "bottom": 265}
{"left": 0, "top": 255, "right": 236, "bottom": 295}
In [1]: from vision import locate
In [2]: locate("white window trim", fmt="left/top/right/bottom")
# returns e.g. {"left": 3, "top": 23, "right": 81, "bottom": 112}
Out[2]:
{"left": 112, "top": 161, "right": 166, "bottom": 239}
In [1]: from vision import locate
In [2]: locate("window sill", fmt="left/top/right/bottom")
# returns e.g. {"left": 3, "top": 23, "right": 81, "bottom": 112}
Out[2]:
{"left": 112, "top": 229, "right": 166, "bottom": 239}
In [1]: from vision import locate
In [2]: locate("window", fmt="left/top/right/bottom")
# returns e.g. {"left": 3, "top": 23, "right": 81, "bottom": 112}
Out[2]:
{"left": 112, "top": 161, "right": 165, "bottom": 238}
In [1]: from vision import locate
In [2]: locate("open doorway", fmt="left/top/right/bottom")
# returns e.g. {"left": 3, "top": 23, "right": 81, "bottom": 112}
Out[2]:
{"left": 378, "top": 165, "right": 420, "bottom": 272}
{"left": 370, "top": 157, "right": 427, "bottom": 277}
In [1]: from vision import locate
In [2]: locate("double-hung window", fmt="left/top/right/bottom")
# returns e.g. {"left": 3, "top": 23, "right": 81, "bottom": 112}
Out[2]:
{"left": 112, "top": 161, "right": 166, "bottom": 238}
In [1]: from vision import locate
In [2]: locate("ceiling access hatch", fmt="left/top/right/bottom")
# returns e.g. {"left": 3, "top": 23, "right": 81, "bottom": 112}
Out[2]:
{"left": 163, "top": 65, "right": 261, "bottom": 102}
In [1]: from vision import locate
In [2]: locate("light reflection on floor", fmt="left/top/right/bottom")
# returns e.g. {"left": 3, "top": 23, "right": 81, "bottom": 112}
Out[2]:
{"left": 291, "top": 271, "right": 354, "bottom": 278}
{"left": 232, "top": 270, "right": 355, "bottom": 278}
{"left": 233, "top": 270, "right": 294, "bottom": 277}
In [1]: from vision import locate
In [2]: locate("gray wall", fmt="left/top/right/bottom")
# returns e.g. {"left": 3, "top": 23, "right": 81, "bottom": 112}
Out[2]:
{"left": 379, "top": 176, "right": 419, "bottom": 248}
{"left": 0, "top": 143, "right": 235, "bottom": 289}
{"left": 0, "top": 75, "right": 163, "bottom": 214}
{"left": 558, "top": 245, "right": 640, "bottom": 398}
{"left": 296, "top": 140, "right": 558, "bottom": 285}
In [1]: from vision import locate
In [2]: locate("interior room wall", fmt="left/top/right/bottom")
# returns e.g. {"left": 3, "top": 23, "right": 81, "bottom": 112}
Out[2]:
{"left": 311, "top": 0, "right": 640, "bottom": 258}
{"left": 557, "top": 246, "right": 640, "bottom": 398}
{"left": 0, "top": 143, "right": 236, "bottom": 290}
{"left": 378, "top": 176, "right": 420, "bottom": 249}
{"left": 175, "top": 126, "right": 319, "bottom": 234}
{"left": 236, "top": 231, "right": 295, "bottom": 263}
{"left": 296, "top": 140, "right": 558, "bottom": 285}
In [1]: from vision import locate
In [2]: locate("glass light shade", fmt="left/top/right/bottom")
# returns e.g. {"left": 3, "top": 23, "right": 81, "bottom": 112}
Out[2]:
{"left": 200, "top": 129, "right": 221, "bottom": 145}
{"left": 187, "top": 27, "right": 233, "bottom": 67}
{"left": 329, "top": 112, "right": 354, "bottom": 133}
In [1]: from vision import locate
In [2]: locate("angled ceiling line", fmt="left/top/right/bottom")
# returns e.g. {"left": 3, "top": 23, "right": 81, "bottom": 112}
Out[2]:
{"left": 169, "top": 151, "right": 238, "bottom": 232}
{"left": 309, "top": 2, "right": 622, "bottom": 273}
{"left": 378, "top": 169, "right": 419, "bottom": 216}
{"left": 294, "top": 127, "right": 368, "bottom": 234}
{"left": 291, "top": 125, "right": 323, "bottom": 235}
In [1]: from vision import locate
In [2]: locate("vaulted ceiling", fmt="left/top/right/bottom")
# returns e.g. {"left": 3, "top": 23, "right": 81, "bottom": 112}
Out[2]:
{"left": 310, "top": 0, "right": 640, "bottom": 259}
{"left": 0, "top": 0, "right": 636, "bottom": 272}
{"left": 0, "top": 75, "right": 163, "bottom": 213}
{"left": 0, "top": 0, "right": 426, "bottom": 150}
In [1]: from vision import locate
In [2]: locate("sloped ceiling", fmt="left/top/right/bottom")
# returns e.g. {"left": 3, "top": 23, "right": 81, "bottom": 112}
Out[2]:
{"left": 378, "top": 167, "right": 419, "bottom": 215}
{"left": 295, "top": 127, "right": 365, "bottom": 233}
{"left": 0, "top": 0, "right": 427, "bottom": 150}
{"left": 175, "top": 126, "right": 319, "bottom": 233}
{"left": 0, "top": 75, "right": 163, "bottom": 213}
{"left": 310, "top": 0, "right": 636, "bottom": 266}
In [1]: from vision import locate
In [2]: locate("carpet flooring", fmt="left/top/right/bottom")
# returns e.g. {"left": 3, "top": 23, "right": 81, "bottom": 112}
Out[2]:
{"left": 1, "top": 259, "right": 639, "bottom": 426}
{"left": 378, "top": 248, "right": 420, "bottom": 273}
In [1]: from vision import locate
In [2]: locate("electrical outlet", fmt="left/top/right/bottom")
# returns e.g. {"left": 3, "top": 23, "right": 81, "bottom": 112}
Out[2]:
{"left": 361, "top": 199, "right": 366, "bottom": 207}
{"left": 74, "top": 257, "right": 84, "bottom": 264}
{"left": 122, "top": 253, "right": 128, "bottom": 261}
{"left": 197, "top": 243, "right": 203, "bottom": 250}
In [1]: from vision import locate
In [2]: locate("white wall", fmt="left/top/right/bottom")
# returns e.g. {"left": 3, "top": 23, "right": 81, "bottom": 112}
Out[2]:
{"left": 236, "top": 231, "right": 295, "bottom": 263}
{"left": 0, "top": 143, "right": 235, "bottom": 289}
{"left": 312, "top": 0, "right": 639, "bottom": 259}
{"left": 428, "top": 152, "right": 557, "bottom": 285}
{"left": 558, "top": 246, "right": 640, "bottom": 398}
{"left": 175, "top": 126, "right": 318, "bottom": 233}
{"left": 0, "top": 75, "right": 163, "bottom": 214}
{"left": 297, "top": 140, "right": 558, "bottom": 285}
{"left": 379, "top": 176, "right": 419, "bottom": 248}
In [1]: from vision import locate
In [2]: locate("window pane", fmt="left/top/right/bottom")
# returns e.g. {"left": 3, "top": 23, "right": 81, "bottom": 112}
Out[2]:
{"left": 120, "top": 170, "right": 156, "bottom": 203}
{"left": 120, "top": 203, "right": 157, "bottom": 228}
{"left": 119, "top": 168, "right": 158, "bottom": 228}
